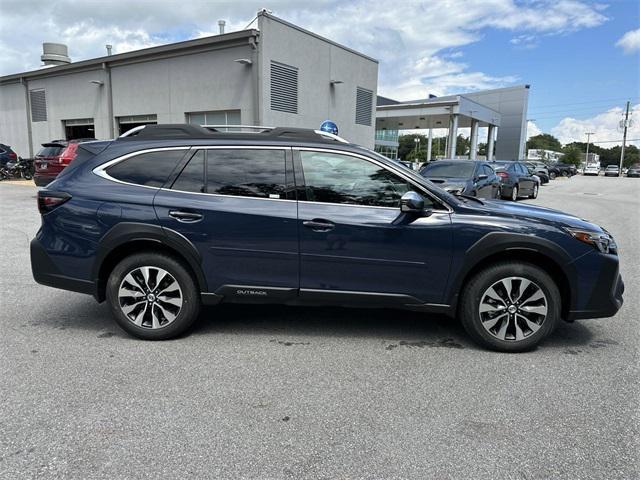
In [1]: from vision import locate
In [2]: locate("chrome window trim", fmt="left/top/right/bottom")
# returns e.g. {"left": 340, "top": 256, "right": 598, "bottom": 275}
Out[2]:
{"left": 92, "top": 147, "right": 191, "bottom": 190}
{"left": 158, "top": 188, "right": 294, "bottom": 203}
{"left": 295, "top": 147, "right": 454, "bottom": 213}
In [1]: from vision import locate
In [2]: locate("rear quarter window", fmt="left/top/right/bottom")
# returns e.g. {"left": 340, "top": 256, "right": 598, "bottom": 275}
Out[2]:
{"left": 105, "top": 149, "right": 187, "bottom": 187}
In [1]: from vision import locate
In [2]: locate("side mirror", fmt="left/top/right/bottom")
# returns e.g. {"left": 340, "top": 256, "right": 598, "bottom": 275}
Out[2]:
{"left": 477, "top": 174, "right": 488, "bottom": 180}
{"left": 400, "top": 191, "right": 425, "bottom": 213}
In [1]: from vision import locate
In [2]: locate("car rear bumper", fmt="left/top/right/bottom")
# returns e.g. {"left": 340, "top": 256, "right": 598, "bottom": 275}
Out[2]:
{"left": 31, "top": 237, "right": 97, "bottom": 296}
{"left": 34, "top": 173, "right": 58, "bottom": 186}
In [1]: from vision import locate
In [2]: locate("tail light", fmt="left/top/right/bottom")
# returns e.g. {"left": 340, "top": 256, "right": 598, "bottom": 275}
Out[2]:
{"left": 58, "top": 143, "right": 79, "bottom": 165}
{"left": 8, "top": 152, "right": 17, "bottom": 160}
{"left": 37, "top": 191, "right": 71, "bottom": 214}
{"left": 496, "top": 171, "right": 508, "bottom": 179}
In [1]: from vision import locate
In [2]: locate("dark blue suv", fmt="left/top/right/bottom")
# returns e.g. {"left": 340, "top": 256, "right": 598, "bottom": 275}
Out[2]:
{"left": 30, "top": 124, "right": 624, "bottom": 351}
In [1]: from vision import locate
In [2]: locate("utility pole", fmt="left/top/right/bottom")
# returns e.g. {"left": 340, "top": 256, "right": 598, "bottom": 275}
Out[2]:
{"left": 618, "top": 101, "right": 631, "bottom": 177}
{"left": 584, "top": 132, "right": 594, "bottom": 173}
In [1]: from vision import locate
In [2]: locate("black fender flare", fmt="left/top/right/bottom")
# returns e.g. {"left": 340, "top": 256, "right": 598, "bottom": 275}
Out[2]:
{"left": 445, "top": 231, "right": 577, "bottom": 311}
{"left": 92, "top": 222, "right": 208, "bottom": 297}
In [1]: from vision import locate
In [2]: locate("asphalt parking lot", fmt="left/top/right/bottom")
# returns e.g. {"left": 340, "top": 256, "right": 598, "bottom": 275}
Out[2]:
{"left": 1, "top": 176, "right": 638, "bottom": 480}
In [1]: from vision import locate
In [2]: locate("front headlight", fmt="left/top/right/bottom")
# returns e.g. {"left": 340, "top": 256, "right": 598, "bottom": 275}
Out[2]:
{"left": 565, "top": 228, "right": 618, "bottom": 254}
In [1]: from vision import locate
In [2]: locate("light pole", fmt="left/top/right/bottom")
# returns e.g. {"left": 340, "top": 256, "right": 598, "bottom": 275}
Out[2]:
{"left": 584, "top": 132, "right": 594, "bottom": 174}
{"left": 413, "top": 137, "right": 420, "bottom": 170}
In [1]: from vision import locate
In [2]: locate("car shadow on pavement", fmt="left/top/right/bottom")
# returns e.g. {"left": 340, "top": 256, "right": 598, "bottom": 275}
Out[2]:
{"left": 29, "top": 295, "right": 596, "bottom": 352}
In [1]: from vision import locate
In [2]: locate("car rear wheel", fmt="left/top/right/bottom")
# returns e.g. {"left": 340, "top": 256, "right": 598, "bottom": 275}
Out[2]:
{"left": 510, "top": 185, "right": 519, "bottom": 201}
{"left": 549, "top": 172, "right": 557, "bottom": 180}
{"left": 106, "top": 252, "right": 201, "bottom": 340}
{"left": 460, "top": 262, "right": 561, "bottom": 352}
{"left": 529, "top": 184, "right": 539, "bottom": 199}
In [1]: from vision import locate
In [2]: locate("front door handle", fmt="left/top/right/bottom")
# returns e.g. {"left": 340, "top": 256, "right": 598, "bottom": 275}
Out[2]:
{"left": 303, "top": 219, "right": 335, "bottom": 232}
{"left": 169, "top": 210, "right": 203, "bottom": 223}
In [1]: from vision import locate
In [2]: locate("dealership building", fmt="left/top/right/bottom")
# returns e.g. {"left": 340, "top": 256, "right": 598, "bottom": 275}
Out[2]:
{"left": 0, "top": 12, "right": 528, "bottom": 161}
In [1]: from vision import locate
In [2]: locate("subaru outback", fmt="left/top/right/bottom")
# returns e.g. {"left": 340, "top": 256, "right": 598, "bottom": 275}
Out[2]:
{"left": 30, "top": 124, "right": 624, "bottom": 352}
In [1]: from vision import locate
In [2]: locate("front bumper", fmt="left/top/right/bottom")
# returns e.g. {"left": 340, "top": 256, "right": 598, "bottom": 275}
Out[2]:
{"left": 31, "top": 238, "right": 97, "bottom": 296}
{"left": 567, "top": 255, "right": 624, "bottom": 321}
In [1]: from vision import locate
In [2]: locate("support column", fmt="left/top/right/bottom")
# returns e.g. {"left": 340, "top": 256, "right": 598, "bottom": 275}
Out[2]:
{"left": 487, "top": 125, "right": 496, "bottom": 161}
{"left": 448, "top": 114, "right": 459, "bottom": 158}
{"left": 427, "top": 128, "right": 433, "bottom": 162}
{"left": 469, "top": 120, "right": 479, "bottom": 160}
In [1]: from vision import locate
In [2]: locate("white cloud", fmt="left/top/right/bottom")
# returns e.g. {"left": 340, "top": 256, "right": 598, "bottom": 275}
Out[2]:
{"left": 615, "top": 29, "right": 640, "bottom": 54}
{"left": 550, "top": 104, "right": 640, "bottom": 146}
{"left": 527, "top": 121, "right": 542, "bottom": 139}
{"left": 0, "top": 0, "right": 608, "bottom": 101}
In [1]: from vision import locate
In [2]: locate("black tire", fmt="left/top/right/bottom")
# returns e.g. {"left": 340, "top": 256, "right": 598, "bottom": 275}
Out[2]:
{"left": 510, "top": 184, "right": 519, "bottom": 201}
{"left": 459, "top": 262, "right": 561, "bottom": 352}
{"left": 529, "top": 183, "right": 539, "bottom": 199}
{"left": 549, "top": 172, "right": 557, "bottom": 180}
{"left": 106, "top": 252, "right": 201, "bottom": 340}
{"left": 562, "top": 171, "right": 569, "bottom": 177}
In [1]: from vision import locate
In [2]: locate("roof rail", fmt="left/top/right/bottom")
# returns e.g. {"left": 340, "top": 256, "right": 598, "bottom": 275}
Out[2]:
{"left": 201, "top": 124, "right": 274, "bottom": 132}
{"left": 117, "top": 123, "right": 350, "bottom": 143}
{"left": 119, "top": 125, "right": 147, "bottom": 138}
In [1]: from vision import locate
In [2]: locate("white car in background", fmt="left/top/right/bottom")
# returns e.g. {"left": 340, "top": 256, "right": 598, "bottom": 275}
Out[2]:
{"left": 584, "top": 164, "right": 600, "bottom": 176}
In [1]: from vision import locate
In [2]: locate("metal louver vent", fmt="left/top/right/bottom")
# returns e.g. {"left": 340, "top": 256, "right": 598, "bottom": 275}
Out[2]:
{"left": 270, "top": 61, "right": 298, "bottom": 114}
{"left": 355, "top": 87, "right": 373, "bottom": 126}
{"left": 30, "top": 90, "right": 47, "bottom": 122}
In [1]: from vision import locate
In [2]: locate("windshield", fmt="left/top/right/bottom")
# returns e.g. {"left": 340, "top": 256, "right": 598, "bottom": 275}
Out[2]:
{"left": 422, "top": 162, "right": 475, "bottom": 178}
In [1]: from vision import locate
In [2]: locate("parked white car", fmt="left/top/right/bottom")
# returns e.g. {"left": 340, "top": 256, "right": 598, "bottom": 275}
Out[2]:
{"left": 584, "top": 164, "right": 600, "bottom": 176}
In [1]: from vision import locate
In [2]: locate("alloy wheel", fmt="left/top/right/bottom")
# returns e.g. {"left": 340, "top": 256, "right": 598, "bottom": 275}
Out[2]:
{"left": 511, "top": 185, "right": 518, "bottom": 201}
{"left": 118, "top": 266, "right": 183, "bottom": 329}
{"left": 478, "top": 276, "right": 548, "bottom": 342}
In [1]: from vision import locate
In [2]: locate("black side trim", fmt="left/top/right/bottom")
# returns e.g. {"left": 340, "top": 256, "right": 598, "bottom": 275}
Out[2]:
{"left": 215, "top": 285, "right": 298, "bottom": 304}
{"left": 93, "top": 222, "right": 208, "bottom": 299}
{"left": 31, "top": 238, "right": 96, "bottom": 296}
{"left": 445, "top": 231, "right": 577, "bottom": 310}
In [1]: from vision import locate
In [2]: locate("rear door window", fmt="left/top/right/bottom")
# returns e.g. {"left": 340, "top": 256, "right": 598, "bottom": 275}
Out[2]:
{"left": 171, "top": 150, "right": 205, "bottom": 193}
{"left": 206, "top": 149, "right": 286, "bottom": 199}
{"left": 105, "top": 149, "right": 187, "bottom": 187}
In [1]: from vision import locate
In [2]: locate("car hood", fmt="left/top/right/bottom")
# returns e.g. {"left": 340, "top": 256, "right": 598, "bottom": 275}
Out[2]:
{"left": 468, "top": 199, "right": 603, "bottom": 231}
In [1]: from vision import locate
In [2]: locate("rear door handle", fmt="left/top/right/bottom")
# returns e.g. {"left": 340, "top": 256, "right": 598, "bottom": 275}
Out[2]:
{"left": 303, "top": 219, "right": 335, "bottom": 232}
{"left": 169, "top": 210, "right": 203, "bottom": 223}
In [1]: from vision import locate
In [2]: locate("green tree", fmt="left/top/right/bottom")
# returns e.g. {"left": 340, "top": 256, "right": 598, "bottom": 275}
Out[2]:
{"left": 562, "top": 146, "right": 581, "bottom": 166}
{"left": 527, "top": 133, "right": 562, "bottom": 153}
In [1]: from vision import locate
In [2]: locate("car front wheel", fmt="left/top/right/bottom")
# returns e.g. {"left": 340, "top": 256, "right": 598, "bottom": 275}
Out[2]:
{"left": 460, "top": 262, "right": 561, "bottom": 352}
{"left": 106, "top": 252, "right": 201, "bottom": 340}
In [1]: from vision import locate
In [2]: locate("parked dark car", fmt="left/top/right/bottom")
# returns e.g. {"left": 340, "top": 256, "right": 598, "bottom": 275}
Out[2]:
{"left": 419, "top": 160, "right": 501, "bottom": 199}
{"left": 604, "top": 165, "right": 620, "bottom": 177}
{"left": 0, "top": 143, "right": 19, "bottom": 168}
{"left": 552, "top": 163, "right": 577, "bottom": 178}
{"left": 491, "top": 161, "right": 540, "bottom": 201}
{"left": 525, "top": 162, "right": 549, "bottom": 184}
{"left": 626, "top": 164, "right": 640, "bottom": 177}
{"left": 31, "top": 124, "right": 624, "bottom": 352}
{"left": 34, "top": 138, "right": 95, "bottom": 186}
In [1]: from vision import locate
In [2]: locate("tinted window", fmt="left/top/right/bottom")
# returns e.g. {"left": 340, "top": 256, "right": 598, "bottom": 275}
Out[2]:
{"left": 207, "top": 149, "right": 286, "bottom": 198}
{"left": 37, "top": 146, "right": 64, "bottom": 157}
{"left": 483, "top": 165, "right": 494, "bottom": 176}
{"left": 106, "top": 150, "right": 185, "bottom": 187}
{"left": 172, "top": 150, "right": 205, "bottom": 193}
{"left": 301, "top": 151, "right": 428, "bottom": 208}
{"left": 422, "top": 162, "right": 475, "bottom": 178}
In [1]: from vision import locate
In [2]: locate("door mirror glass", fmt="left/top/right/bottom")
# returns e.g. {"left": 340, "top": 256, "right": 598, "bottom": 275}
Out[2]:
{"left": 400, "top": 191, "right": 425, "bottom": 213}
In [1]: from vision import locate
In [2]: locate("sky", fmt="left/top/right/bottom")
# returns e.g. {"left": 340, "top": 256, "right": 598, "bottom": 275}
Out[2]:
{"left": 1, "top": 0, "right": 638, "bottom": 146}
